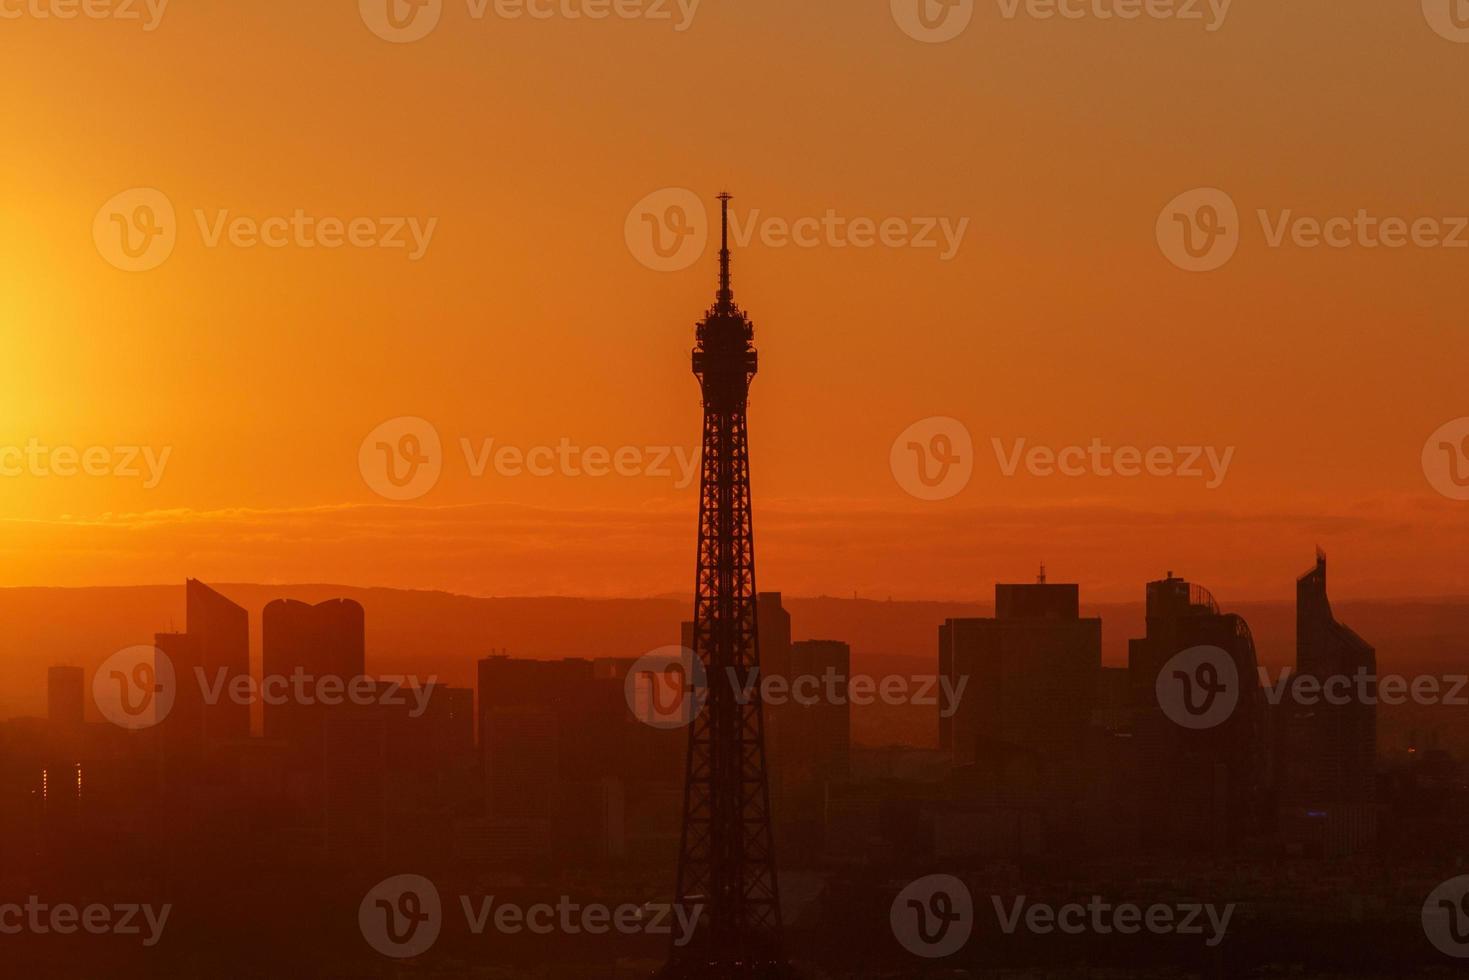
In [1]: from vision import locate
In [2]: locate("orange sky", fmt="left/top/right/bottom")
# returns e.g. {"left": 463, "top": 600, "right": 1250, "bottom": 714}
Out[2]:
{"left": 2, "top": 2, "right": 1468, "bottom": 602}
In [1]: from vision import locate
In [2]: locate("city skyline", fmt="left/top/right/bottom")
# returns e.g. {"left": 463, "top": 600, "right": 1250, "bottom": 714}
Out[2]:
{"left": 7, "top": 3, "right": 1469, "bottom": 976}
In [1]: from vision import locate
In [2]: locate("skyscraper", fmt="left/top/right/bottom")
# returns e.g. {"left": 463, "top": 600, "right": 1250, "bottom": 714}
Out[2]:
{"left": 1281, "top": 551, "right": 1377, "bottom": 856}
{"left": 1128, "top": 573, "right": 1268, "bottom": 854}
{"left": 323, "top": 714, "right": 385, "bottom": 865}
{"left": 939, "top": 576, "right": 1101, "bottom": 847}
{"left": 46, "top": 666, "right": 85, "bottom": 737}
{"left": 788, "top": 639, "right": 851, "bottom": 782}
{"left": 185, "top": 579, "right": 250, "bottom": 741}
{"left": 262, "top": 598, "right": 365, "bottom": 752}
{"left": 666, "top": 194, "right": 786, "bottom": 979}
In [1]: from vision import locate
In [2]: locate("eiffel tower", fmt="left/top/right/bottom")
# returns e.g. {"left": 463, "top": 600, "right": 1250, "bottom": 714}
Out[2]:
{"left": 662, "top": 193, "right": 788, "bottom": 979}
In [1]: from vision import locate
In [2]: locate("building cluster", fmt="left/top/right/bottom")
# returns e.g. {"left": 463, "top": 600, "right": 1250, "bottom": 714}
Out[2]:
{"left": 926, "top": 553, "right": 1376, "bottom": 867}
{"left": 0, "top": 555, "right": 1456, "bottom": 887}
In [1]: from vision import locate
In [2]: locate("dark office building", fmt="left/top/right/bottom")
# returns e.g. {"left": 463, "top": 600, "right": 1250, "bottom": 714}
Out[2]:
{"left": 262, "top": 598, "right": 366, "bottom": 751}
{"left": 755, "top": 593, "right": 795, "bottom": 820}
{"left": 1280, "top": 551, "right": 1378, "bottom": 856}
{"left": 789, "top": 639, "right": 852, "bottom": 781}
{"left": 418, "top": 684, "right": 475, "bottom": 762}
{"left": 47, "top": 666, "right": 85, "bottom": 736}
{"left": 939, "top": 576, "right": 1101, "bottom": 849}
{"left": 154, "top": 630, "right": 204, "bottom": 749}
{"left": 477, "top": 656, "right": 606, "bottom": 862}
{"left": 155, "top": 580, "right": 250, "bottom": 741}
{"left": 773, "top": 638, "right": 852, "bottom": 856}
{"left": 1128, "top": 573, "right": 1268, "bottom": 855}
{"left": 323, "top": 714, "right": 385, "bottom": 864}
{"left": 758, "top": 591, "right": 793, "bottom": 681}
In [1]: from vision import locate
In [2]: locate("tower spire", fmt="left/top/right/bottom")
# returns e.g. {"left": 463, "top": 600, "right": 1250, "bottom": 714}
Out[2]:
{"left": 718, "top": 191, "right": 733, "bottom": 310}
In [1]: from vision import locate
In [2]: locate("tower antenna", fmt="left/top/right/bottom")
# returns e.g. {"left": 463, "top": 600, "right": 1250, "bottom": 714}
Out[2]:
{"left": 717, "top": 191, "right": 733, "bottom": 310}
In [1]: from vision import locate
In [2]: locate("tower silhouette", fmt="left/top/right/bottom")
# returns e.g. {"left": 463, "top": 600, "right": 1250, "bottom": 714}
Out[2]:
{"left": 664, "top": 193, "right": 787, "bottom": 979}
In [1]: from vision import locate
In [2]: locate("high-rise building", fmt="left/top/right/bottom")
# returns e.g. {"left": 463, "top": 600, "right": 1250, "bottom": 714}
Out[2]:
{"left": 758, "top": 592, "right": 792, "bottom": 681}
{"left": 772, "top": 638, "right": 852, "bottom": 856}
{"left": 789, "top": 639, "right": 851, "bottom": 781}
{"left": 323, "top": 714, "right": 385, "bottom": 864}
{"left": 155, "top": 630, "right": 204, "bottom": 749}
{"left": 1280, "top": 551, "right": 1377, "bottom": 856}
{"left": 756, "top": 593, "right": 795, "bottom": 829}
{"left": 1128, "top": 573, "right": 1268, "bottom": 854}
{"left": 262, "top": 598, "right": 365, "bottom": 753}
{"left": 47, "top": 666, "right": 85, "bottom": 737}
{"left": 477, "top": 655, "right": 607, "bottom": 863}
{"left": 188, "top": 579, "right": 250, "bottom": 741}
{"left": 152, "top": 581, "right": 248, "bottom": 750}
{"left": 939, "top": 576, "right": 1101, "bottom": 846}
